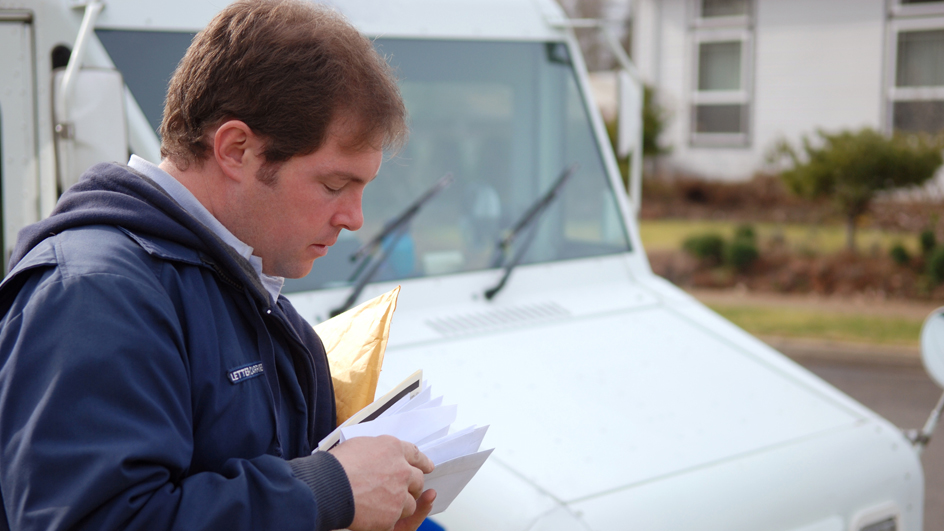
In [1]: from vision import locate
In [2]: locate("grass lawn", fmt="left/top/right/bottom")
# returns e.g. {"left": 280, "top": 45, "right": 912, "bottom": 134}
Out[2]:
{"left": 639, "top": 219, "right": 919, "bottom": 255}
{"left": 706, "top": 304, "right": 923, "bottom": 347}
{"left": 640, "top": 218, "right": 932, "bottom": 345}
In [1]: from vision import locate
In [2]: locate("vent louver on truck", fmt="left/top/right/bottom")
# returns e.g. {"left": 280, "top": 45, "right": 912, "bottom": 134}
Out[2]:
{"left": 425, "top": 302, "right": 571, "bottom": 337}
{"left": 861, "top": 518, "right": 896, "bottom": 531}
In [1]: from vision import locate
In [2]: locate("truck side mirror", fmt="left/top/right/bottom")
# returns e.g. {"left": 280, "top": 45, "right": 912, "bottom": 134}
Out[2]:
{"left": 922, "top": 307, "right": 944, "bottom": 389}
{"left": 53, "top": 68, "right": 128, "bottom": 192}
{"left": 907, "top": 307, "right": 944, "bottom": 455}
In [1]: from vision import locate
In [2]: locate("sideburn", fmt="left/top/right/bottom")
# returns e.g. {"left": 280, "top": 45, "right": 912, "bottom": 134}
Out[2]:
{"left": 255, "top": 161, "right": 283, "bottom": 186}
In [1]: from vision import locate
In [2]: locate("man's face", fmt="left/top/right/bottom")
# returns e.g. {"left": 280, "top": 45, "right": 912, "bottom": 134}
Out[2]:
{"left": 235, "top": 125, "right": 383, "bottom": 279}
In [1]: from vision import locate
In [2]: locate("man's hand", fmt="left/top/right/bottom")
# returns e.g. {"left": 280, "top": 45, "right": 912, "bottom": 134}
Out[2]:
{"left": 393, "top": 488, "right": 436, "bottom": 531}
{"left": 330, "top": 435, "right": 435, "bottom": 531}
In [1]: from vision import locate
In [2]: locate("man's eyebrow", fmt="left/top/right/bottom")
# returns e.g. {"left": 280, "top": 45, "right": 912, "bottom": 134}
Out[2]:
{"left": 327, "top": 171, "right": 371, "bottom": 184}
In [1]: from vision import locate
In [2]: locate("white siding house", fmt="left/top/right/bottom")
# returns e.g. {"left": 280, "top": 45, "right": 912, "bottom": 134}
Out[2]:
{"left": 631, "top": 0, "right": 944, "bottom": 182}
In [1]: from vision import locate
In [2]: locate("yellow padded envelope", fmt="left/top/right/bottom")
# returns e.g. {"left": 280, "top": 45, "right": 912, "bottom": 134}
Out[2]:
{"left": 313, "top": 286, "right": 400, "bottom": 426}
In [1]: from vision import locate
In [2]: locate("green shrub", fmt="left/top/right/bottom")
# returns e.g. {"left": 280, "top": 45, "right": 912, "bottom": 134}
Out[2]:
{"left": 929, "top": 247, "right": 944, "bottom": 285}
{"left": 683, "top": 233, "right": 725, "bottom": 263}
{"left": 889, "top": 243, "right": 911, "bottom": 266}
{"left": 771, "top": 128, "right": 944, "bottom": 252}
{"left": 920, "top": 229, "right": 937, "bottom": 255}
{"left": 733, "top": 224, "right": 756, "bottom": 244}
{"left": 725, "top": 239, "right": 760, "bottom": 271}
{"left": 683, "top": 227, "right": 760, "bottom": 270}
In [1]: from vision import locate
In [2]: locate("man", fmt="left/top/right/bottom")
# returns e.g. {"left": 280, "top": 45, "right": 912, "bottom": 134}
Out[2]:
{"left": 0, "top": 1, "right": 434, "bottom": 530}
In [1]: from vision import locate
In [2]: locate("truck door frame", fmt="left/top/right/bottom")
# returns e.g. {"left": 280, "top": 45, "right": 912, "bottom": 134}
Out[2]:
{"left": 0, "top": 12, "right": 39, "bottom": 273}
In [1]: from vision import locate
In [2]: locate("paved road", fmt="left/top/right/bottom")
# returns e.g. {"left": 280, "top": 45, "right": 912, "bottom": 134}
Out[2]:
{"left": 798, "top": 359, "right": 944, "bottom": 531}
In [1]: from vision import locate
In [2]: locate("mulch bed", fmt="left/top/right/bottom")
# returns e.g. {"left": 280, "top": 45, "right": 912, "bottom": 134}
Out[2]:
{"left": 649, "top": 248, "right": 944, "bottom": 300}
{"left": 641, "top": 174, "right": 944, "bottom": 301}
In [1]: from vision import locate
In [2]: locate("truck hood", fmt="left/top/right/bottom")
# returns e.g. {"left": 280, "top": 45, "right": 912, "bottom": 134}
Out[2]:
{"left": 368, "top": 261, "right": 871, "bottom": 504}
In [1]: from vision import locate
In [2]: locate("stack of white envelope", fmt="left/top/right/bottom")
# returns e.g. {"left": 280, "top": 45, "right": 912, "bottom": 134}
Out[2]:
{"left": 316, "top": 370, "right": 492, "bottom": 515}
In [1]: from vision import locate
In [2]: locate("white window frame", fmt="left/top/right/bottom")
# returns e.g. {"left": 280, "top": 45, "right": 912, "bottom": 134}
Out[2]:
{"left": 689, "top": 24, "right": 754, "bottom": 147}
{"left": 692, "top": 0, "right": 751, "bottom": 29}
{"left": 884, "top": 14, "right": 944, "bottom": 133}
{"left": 890, "top": 0, "right": 944, "bottom": 19}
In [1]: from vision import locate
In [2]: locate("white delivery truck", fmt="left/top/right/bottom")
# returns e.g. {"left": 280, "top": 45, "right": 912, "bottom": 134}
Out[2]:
{"left": 1, "top": 0, "right": 943, "bottom": 530}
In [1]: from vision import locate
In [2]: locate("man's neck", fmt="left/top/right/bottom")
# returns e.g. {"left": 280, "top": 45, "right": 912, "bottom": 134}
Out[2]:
{"left": 159, "top": 159, "right": 225, "bottom": 222}
{"left": 141, "top": 156, "right": 284, "bottom": 301}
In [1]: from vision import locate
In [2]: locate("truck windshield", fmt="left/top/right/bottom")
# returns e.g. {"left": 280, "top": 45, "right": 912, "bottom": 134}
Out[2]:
{"left": 96, "top": 32, "right": 631, "bottom": 292}
{"left": 287, "top": 39, "right": 630, "bottom": 291}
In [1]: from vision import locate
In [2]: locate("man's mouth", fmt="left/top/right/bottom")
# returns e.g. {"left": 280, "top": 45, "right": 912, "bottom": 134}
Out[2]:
{"left": 310, "top": 243, "right": 330, "bottom": 257}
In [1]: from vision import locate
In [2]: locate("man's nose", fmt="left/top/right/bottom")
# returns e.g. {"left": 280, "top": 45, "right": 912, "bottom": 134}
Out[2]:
{"left": 335, "top": 192, "right": 364, "bottom": 232}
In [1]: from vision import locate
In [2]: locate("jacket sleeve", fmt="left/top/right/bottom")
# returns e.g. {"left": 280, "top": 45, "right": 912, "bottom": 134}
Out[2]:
{"left": 0, "top": 263, "right": 353, "bottom": 531}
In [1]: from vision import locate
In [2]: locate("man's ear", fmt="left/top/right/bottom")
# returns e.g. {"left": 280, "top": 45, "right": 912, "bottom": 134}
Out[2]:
{"left": 213, "top": 120, "right": 265, "bottom": 183}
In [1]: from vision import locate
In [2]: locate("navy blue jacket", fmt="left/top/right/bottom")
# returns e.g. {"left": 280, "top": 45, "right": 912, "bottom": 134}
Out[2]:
{"left": 0, "top": 163, "right": 355, "bottom": 530}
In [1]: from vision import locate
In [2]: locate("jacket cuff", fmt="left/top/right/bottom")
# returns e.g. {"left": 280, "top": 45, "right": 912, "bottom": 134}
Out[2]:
{"left": 289, "top": 451, "right": 355, "bottom": 531}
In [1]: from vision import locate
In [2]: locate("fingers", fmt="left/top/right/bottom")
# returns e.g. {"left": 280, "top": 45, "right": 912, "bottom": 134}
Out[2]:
{"left": 401, "top": 440, "right": 434, "bottom": 474}
{"left": 400, "top": 441, "right": 431, "bottom": 520}
{"left": 400, "top": 491, "right": 417, "bottom": 520}
{"left": 393, "top": 490, "right": 437, "bottom": 531}
{"left": 416, "top": 489, "right": 436, "bottom": 514}
{"left": 407, "top": 465, "right": 425, "bottom": 499}
{"left": 332, "top": 436, "right": 435, "bottom": 531}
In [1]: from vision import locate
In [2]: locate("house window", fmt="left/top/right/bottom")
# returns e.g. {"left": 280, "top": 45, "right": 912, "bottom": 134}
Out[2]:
{"left": 887, "top": 5, "right": 944, "bottom": 133}
{"left": 701, "top": 0, "right": 749, "bottom": 18}
{"left": 690, "top": 0, "right": 753, "bottom": 145}
{"left": 699, "top": 41, "right": 742, "bottom": 90}
{"left": 891, "top": 0, "right": 944, "bottom": 16}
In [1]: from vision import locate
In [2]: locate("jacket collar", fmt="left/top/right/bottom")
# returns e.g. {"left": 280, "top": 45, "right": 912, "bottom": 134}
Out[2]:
{"left": 9, "top": 162, "right": 275, "bottom": 310}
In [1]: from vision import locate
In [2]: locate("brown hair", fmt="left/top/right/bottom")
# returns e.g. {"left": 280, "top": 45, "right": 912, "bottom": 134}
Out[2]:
{"left": 159, "top": 0, "right": 406, "bottom": 174}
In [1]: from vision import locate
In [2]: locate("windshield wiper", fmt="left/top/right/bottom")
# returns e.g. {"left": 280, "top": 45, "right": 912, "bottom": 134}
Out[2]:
{"left": 330, "top": 173, "right": 454, "bottom": 317}
{"left": 484, "top": 163, "right": 577, "bottom": 300}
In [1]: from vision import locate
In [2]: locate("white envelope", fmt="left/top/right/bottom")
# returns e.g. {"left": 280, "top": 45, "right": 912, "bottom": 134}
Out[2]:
{"left": 425, "top": 449, "right": 494, "bottom": 515}
{"left": 421, "top": 425, "right": 489, "bottom": 466}
{"left": 340, "top": 405, "right": 457, "bottom": 445}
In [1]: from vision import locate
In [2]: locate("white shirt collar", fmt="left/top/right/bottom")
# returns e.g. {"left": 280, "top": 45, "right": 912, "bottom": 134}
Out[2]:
{"left": 128, "top": 155, "right": 285, "bottom": 303}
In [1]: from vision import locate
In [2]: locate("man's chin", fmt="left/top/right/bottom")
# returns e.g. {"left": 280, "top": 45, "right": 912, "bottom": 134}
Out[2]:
{"left": 284, "top": 261, "right": 317, "bottom": 280}
{"left": 270, "top": 257, "right": 318, "bottom": 280}
{"left": 267, "top": 246, "right": 328, "bottom": 279}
